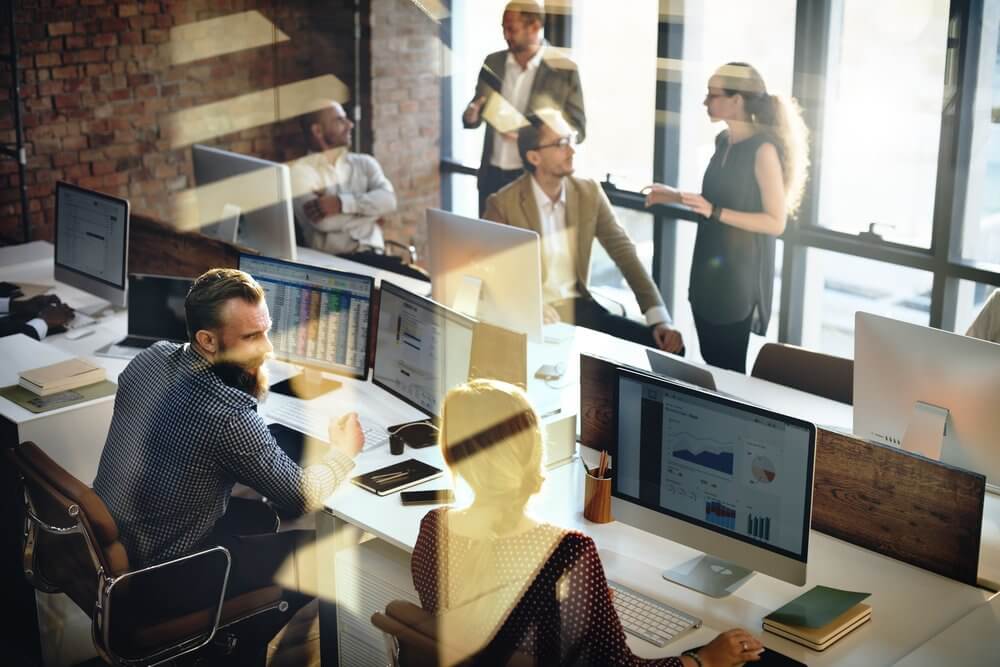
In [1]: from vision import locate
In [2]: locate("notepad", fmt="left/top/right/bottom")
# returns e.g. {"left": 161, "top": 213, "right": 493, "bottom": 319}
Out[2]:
{"left": 763, "top": 585, "right": 872, "bottom": 651}
{"left": 19, "top": 358, "right": 106, "bottom": 396}
{"left": 351, "top": 459, "right": 443, "bottom": 496}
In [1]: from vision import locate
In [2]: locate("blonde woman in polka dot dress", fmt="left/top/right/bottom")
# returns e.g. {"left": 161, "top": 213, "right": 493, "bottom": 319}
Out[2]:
{"left": 411, "top": 379, "right": 763, "bottom": 666}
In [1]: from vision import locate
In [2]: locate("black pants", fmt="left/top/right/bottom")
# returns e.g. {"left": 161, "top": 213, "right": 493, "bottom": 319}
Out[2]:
{"left": 478, "top": 165, "right": 523, "bottom": 216}
{"left": 554, "top": 297, "right": 663, "bottom": 349}
{"left": 693, "top": 312, "right": 753, "bottom": 373}
{"left": 194, "top": 498, "right": 316, "bottom": 665}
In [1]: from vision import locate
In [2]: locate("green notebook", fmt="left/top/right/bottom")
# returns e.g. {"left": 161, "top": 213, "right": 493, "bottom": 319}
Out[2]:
{"left": 765, "top": 585, "right": 871, "bottom": 629}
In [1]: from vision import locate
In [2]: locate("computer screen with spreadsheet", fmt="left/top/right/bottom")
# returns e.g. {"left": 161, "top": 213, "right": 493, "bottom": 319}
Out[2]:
{"left": 612, "top": 366, "right": 815, "bottom": 594}
{"left": 239, "top": 254, "right": 374, "bottom": 379}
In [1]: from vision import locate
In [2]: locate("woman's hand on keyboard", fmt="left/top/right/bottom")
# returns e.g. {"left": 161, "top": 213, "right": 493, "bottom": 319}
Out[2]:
{"left": 328, "top": 412, "right": 364, "bottom": 459}
{"left": 690, "top": 629, "right": 764, "bottom": 667}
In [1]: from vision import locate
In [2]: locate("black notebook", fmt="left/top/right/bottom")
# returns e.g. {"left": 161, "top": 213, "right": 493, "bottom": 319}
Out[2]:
{"left": 351, "top": 459, "right": 443, "bottom": 496}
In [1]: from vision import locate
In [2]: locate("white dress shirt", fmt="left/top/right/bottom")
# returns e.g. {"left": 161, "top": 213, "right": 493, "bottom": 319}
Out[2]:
{"left": 530, "top": 177, "right": 579, "bottom": 303}
{"left": 0, "top": 297, "right": 47, "bottom": 339}
{"left": 490, "top": 47, "right": 545, "bottom": 170}
{"left": 291, "top": 150, "right": 397, "bottom": 254}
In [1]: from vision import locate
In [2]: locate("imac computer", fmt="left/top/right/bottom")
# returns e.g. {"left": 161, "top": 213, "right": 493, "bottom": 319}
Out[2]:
{"left": 372, "top": 280, "right": 476, "bottom": 420}
{"left": 854, "top": 312, "right": 1000, "bottom": 492}
{"left": 54, "top": 181, "right": 130, "bottom": 312}
{"left": 192, "top": 144, "right": 297, "bottom": 261}
{"left": 613, "top": 366, "right": 816, "bottom": 597}
{"left": 426, "top": 208, "right": 543, "bottom": 342}
{"left": 239, "top": 254, "right": 373, "bottom": 399}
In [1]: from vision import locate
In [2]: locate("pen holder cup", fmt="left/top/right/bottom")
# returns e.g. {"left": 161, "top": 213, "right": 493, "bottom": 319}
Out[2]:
{"left": 583, "top": 470, "right": 613, "bottom": 523}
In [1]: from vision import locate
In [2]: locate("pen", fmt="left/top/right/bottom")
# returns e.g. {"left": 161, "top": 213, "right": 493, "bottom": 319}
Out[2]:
{"left": 372, "top": 471, "right": 408, "bottom": 483}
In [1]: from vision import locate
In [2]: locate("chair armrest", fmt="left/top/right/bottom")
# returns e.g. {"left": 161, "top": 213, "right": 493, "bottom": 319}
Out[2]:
{"left": 99, "top": 546, "right": 231, "bottom": 665}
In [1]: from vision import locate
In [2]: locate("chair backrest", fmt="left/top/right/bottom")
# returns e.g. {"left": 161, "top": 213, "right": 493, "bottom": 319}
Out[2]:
{"left": 6, "top": 441, "right": 130, "bottom": 614}
{"left": 751, "top": 342, "right": 854, "bottom": 405}
{"left": 371, "top": 600, "right": 535, "bottom": 667}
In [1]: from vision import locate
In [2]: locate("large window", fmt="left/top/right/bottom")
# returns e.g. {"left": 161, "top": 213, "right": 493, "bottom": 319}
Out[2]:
{"left": 440, "top": 0, "right": 1000, "bottom": 366}
{"left": 815, "top": 0, "right": 949, "bottom": 248}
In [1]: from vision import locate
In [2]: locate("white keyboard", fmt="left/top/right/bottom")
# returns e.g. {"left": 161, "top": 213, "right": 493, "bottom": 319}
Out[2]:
{"left": 609, "top": 581, "right": 701, "bottom": 647}
{"left": 264, "top": 399, "right": 389, "bottom": 451}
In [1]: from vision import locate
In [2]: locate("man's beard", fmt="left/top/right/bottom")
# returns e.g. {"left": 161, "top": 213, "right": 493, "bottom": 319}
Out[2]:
{"left": 212, "top": 357, "right": 269, "bottom": 399}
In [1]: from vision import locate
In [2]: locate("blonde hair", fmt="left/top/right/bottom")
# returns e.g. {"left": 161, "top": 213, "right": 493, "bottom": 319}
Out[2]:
{"left": 714, "top": 62, "right": 810, "bottom": 215}
{"left": 440, "top": 379, "right": 545, "bottom": 534}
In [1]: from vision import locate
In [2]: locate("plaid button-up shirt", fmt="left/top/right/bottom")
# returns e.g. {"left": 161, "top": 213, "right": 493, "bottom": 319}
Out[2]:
{"left": 94, "top": 342, "right": 353, "bottom": 568}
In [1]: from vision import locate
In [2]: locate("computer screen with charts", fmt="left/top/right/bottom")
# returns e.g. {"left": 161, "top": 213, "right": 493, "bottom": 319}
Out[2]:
{"left": 613, "top": 366, "right": 815, "bottom": 595}
{"left": 54, "top": 181, "right": 130, "bottom": 308}
{"left": 240, "top": 254, "right": 373, "bottom": 380}
{"left": 373, "top": 281, "right": 476, "bottom": 417}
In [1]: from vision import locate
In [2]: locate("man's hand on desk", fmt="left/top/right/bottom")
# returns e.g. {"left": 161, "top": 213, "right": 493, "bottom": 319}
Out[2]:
{"left": 39, "top": 303, "right": 75, "bottom": 331}
{"left": 652, "top": 323, "right": 684, "bottom": 354}
{"left": 11, "top": 294, "right": 60, "bottom": 318}
{"left": 0, "top": 282, "right": 22, "bottom": 298}
{"left": 304, "top": 191, "right": 342, "bottom": 222}
{"left": 543, "top": 303, "right": 561, "bottom": 325}
{"left": 328, "top": 412, "right": 364, "bottom": 459}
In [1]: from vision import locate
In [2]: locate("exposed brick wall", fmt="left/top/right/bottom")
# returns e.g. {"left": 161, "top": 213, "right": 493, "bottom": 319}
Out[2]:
{"left": 0, "top": 0, "right": 357, "bottom": 244}
{"left": 368, "top": 0, "right": 441, "bottom": 252}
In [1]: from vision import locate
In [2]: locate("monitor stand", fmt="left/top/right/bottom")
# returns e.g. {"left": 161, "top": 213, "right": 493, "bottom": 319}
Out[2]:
{"left": 663, "top": 554, "right": 754, "bottom": 598}
{"left": 270, "top": 367, "right": 342, "bottom": 400}
{"left": 900, "top": 400, "right": 949, "bottom": 460}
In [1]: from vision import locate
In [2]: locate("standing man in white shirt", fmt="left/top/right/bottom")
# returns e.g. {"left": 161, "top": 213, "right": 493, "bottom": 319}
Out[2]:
{"left": 484, "top": 111, "right": 684, "bottom": 353}
{"left": 291, "top": 100, "right": 397, "bottom": 255}
{"left": 464, "top": 0, "right": 586, "bottom": 216}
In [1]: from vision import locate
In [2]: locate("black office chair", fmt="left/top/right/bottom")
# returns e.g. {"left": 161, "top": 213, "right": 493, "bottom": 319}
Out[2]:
{"left": 751, "top": 342, "right": 854, "bottom": 405}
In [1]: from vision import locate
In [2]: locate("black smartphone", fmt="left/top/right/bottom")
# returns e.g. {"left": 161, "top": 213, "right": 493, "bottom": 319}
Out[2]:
{"left": 400, "top": 489, "right": 455, "bottom": 506}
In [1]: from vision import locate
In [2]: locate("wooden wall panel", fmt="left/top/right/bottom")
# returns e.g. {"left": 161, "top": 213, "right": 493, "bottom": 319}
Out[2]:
{"left": 128, "top": 214, "right": 249, "bottom": 278}
{"left": 579, "top": 353, "right": 986, "bottom": 585}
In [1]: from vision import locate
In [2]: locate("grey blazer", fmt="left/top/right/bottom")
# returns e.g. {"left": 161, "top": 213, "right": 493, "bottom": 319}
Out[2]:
{"left": 464, "top": 47, "right": 586, "bottom": 181}
{"left": 483, "top": 174, "right": 666, "bottom": 316}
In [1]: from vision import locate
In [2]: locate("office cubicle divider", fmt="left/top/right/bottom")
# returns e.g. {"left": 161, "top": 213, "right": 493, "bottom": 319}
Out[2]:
{"left": 580, "top": 353, "right": 986, "bottom": 586}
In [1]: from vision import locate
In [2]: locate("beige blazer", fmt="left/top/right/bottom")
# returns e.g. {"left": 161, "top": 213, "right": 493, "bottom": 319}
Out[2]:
{"left": 483, "top": 174, "right": 666, "bottom": 315}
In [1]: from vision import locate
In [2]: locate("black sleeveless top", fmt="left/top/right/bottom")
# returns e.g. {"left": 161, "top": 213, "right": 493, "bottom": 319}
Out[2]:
{"left": 689, "top": 130, "right": 777, "bottom": 334}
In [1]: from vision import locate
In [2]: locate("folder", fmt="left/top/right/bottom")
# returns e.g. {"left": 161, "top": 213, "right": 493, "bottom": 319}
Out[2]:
{"left": 19, "top": 358, "right": 106, "bottom": 396}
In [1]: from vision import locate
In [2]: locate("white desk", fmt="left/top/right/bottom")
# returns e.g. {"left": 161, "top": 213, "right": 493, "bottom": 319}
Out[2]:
{"left": 316, "top": 325, "right": 988, "bottom": 666}
{"left": 893, "top": 592, "right": 1000, "bottom": 666}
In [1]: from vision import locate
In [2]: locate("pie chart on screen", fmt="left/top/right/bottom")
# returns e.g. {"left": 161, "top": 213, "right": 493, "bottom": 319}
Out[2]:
{"left": 751, "top": 456, "right": 776, "bottom": 484}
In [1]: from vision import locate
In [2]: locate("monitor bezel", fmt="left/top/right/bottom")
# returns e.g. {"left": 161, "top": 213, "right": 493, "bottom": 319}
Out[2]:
{"left": 126, "top": 273, "right": 194, "bottom": 343}
{"left": 371, "top": 280, "right": 477, "bottom": 418}
{"left": 612, "top": 365, "right": 816, "bottom": 565}
{"left": 239, "top": 253, "right": 375, "bottom": 380}
{"left": 54, "top": 180, "right": 130, "bottom": 292}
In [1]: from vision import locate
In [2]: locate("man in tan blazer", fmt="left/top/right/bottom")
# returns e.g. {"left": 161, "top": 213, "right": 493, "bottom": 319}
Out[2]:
{"left": 484, "top": 111, "right": 683, "bottom": 353}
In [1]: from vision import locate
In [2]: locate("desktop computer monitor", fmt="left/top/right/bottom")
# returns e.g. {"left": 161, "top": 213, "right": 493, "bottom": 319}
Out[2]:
{"left": 54, "top": 181, "right": 130, "bottom": 310}
{"left": 192, "top": 144, "right": 297, "bottom": 261}
{"left": 612, "top": 366, "right": 816, "bottom": 597}
{"left": 372, "top": 280, "right": 476, "bottom": 418}
{"left": 426, "top": 208, "right": 543, "bottom": 342}
{"left": 854, "top": 312, "right": 1000, "bottom": 492}
{"left": 239, "top": 254, "right": 374, "bottom": 399}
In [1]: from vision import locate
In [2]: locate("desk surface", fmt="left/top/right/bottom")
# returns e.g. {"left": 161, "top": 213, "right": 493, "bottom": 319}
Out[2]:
{"left": 2, "top": 240, "right": 998, "bottom": 664}
{"left": 893, "top": 591, "right": 1000, "bottom": 666}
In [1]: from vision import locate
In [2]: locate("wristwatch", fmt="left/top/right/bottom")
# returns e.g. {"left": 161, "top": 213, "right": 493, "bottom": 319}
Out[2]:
{"left": 710, "top": 204, "right": 723, "bottom": 222}
{"left": 682, "top": 649, "right": 704, "bottom": 667}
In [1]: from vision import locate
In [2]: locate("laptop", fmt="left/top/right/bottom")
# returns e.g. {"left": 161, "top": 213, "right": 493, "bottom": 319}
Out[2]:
{"left": 96, "top": 274, "right": 193, "bottom": 359}
{"left": 646, "top": 348, "right": 717, "bottom": 391}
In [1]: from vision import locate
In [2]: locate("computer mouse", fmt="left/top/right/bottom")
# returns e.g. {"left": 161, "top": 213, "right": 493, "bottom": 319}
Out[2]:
{"left": 65, "top": 327, "right": 95, "bottom": 340}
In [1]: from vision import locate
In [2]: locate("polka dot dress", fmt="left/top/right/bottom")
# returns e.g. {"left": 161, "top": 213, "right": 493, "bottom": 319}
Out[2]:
{"left": 412, "top": 508, "right": 684, "bottom": 666}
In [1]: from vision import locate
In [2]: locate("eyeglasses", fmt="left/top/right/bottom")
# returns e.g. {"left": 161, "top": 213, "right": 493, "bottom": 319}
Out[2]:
{"left": 533, "top": 133, "right": 577, "bottom": 151}
{"left": 704, "top": 92, "right": 732, "bottom": 101}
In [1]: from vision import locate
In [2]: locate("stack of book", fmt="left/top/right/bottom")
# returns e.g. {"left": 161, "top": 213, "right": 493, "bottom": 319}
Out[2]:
{"left": 763, "top": 585, "right": 872, "bottom": 651}
{"left": 19, "top": 358, "right": 106, "bottom": 396}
